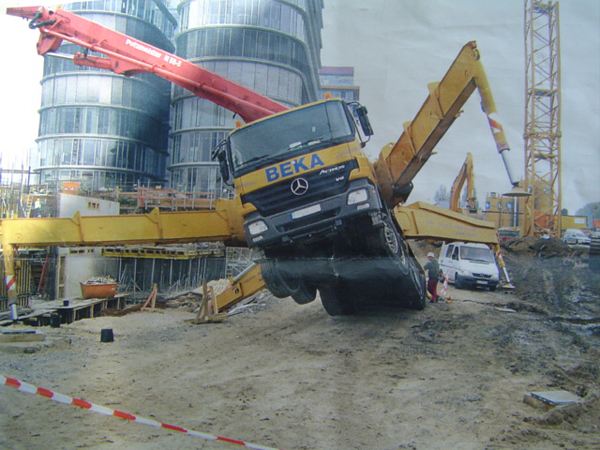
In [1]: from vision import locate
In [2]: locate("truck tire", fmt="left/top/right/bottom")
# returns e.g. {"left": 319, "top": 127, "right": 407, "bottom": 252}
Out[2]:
{"left": 260, "top": 260, "right": 290, "bottom": 298}
{"left": 406, "top": 258, "right": 427, "bottom": 310}
{"left": 320, "top": 286, "right": 355, "bottom": 316}
{"left": 290, "top": 281, "right": 317, "bottom": 305}
{"left": 455, "top": 275, "right": 465, "bottom": 290}
{"left": 367, "top": 219, "right": 409, "bottom": 274}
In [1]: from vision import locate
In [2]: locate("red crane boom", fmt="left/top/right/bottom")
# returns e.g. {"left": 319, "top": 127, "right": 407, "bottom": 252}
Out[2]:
{"left": 7, "top": 6, "right": 288, "bottom": 123}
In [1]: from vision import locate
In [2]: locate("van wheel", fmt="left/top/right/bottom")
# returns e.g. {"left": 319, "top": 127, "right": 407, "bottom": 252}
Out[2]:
{"left": 455, "top": 275, "right": 465, "bottom": 290}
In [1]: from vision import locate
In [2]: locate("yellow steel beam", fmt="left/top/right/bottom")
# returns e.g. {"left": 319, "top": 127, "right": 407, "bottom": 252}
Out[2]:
{"left": 0, "top": 198, "right": 246, "bottom": 248}
{"left": 395, "top": 201, "right": 498, "bottom": 244}
{"left": 214, "top": 263, "right": 265, "bottom": 312}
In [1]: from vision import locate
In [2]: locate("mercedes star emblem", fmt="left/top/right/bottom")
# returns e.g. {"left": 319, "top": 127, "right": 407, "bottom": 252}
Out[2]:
{"left": 290, "top": 177, "right": 309, "bottom": 196}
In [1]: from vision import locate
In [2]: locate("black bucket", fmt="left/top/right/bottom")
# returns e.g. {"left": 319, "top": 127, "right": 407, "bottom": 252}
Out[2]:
{"left": 100, "top": 328, "right": 114, "bottom": 343}
{"left": 49, "top": 314, "right": 61, "bottom": 328}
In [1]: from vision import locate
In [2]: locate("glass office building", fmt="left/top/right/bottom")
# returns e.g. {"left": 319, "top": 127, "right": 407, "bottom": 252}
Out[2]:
{"left": 36, "top": 1, "right": 177, "bottom": 193}
{"left": 169, "top": 0, "right": 324, "bottom": 195}
{"left": 318, "top": 66, "right": 360, "bottom": 102}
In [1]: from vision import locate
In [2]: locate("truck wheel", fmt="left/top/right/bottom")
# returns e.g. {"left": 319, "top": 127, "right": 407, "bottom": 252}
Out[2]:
{"left": 291, "top": 281, "right": 317, "bottom": 305}
{"left": 406, "top": 258, "right": 427, "bottom": 310}
{"left": 455, "top": 275, "right": 464, "bottom": 290}
{"left": 320, "top": 286, "right": 354, "bottom": 316}
{"left": 260, "top": 260, "right": 290, "bottom": 298}
{"left": 369, "top": 220, "right": 408, "bottom": 273}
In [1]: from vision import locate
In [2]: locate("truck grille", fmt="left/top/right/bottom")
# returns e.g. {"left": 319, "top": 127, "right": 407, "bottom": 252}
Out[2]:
{"left": 241, "top": 160, "right": 358, "bottom": 216}
{"left": 473, "top": 273, "right": 492, "bottom": 279}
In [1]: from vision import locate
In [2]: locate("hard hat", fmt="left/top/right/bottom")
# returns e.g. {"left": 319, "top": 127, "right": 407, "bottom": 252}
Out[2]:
{"left": 427, "top": 252, "right": 435, "bottom": 258}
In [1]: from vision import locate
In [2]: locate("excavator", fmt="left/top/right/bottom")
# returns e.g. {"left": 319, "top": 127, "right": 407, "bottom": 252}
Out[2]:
{"left": 3, "top": 6, "right": 523, "bottom": 320}
{"left": 449, "top": 152, "right": 478, "bottom": 215}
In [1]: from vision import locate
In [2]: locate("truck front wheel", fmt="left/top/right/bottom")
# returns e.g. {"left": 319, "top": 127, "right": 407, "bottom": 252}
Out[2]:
{"left": 367, "top": 219, "right": 409, "bottom": 274}
{"left": 260, "top": 259, "right": 290, "bottom": 298}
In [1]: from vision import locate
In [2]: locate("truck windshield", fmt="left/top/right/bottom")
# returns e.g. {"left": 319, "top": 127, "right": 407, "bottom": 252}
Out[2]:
{"left": 460, "top": 246, "right": 495, "bottom": 263}
{"left": 229, "top": 101, "right": 355, "bottom": 175}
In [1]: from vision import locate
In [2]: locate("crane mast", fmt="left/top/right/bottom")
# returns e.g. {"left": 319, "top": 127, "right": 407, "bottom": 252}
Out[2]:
{"left": 523, "top": 0, "right": 562, "bottom": 236}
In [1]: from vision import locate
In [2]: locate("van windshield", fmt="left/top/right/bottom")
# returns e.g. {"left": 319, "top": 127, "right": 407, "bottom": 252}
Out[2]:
{"left": 460, "top": 246, "right": 495, "bottom": 263}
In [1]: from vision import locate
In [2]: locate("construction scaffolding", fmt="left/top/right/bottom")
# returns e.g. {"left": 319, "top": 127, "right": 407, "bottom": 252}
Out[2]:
{"left": 523, "top": 0, "right": 562, "bottom": 236}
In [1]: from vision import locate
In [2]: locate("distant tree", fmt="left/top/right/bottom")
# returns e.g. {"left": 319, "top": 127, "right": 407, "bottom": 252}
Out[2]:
{"left": 576, "top": 201, "right": 600, "bottom": 227}
{"left": 434, "top": 184, "right": 449, "bottom": 203}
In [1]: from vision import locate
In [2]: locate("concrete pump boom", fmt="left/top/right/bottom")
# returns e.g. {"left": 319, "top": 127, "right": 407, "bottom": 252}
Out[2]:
{"left": 6, "top": 6, "right": 287, "bottom": 124}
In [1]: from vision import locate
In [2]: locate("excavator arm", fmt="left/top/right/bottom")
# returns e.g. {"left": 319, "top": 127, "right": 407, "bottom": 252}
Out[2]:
{"left": 374, "top": 41, "right": 522, "bottom": 208}
{"left": 449, "top": 152, "right": 477, "bottom": 213}
{"left": 6, "top": 6, "right": 287, "bottom": 123}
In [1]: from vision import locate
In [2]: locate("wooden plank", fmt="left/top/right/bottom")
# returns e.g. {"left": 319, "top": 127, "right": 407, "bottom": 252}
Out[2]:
{"left": 0, "top": 332, "right": 45, "bottom": 343}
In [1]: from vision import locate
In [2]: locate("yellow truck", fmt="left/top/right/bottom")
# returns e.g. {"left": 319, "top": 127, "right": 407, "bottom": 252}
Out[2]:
{"left": 3, "top": 6, "right": 522, "bottom": 319}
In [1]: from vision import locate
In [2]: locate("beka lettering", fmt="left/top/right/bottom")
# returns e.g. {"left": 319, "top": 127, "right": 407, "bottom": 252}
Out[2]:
{"left": 265, "top": 154, "right": 325, "bottom": 182}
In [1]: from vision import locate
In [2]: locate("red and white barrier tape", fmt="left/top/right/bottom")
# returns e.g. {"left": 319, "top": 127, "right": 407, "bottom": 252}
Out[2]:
{"left": 2, "top": 374, "right": 283, "bottom": 450}
{"left": 441, "top": 277, "right": 448, "bottom": 298}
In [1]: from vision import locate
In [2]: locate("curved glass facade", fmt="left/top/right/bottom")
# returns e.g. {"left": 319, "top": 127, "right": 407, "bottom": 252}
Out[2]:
{"left": 36, "top": 2, "right": 177, "bottom": 192}
{"left": 168, "top": 0, "right": 323, "bottom": 195}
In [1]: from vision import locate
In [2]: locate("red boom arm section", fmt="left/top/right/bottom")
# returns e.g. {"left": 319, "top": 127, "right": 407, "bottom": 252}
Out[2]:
{"left": 7, "top": 6, "right": 288, "bottom": 123}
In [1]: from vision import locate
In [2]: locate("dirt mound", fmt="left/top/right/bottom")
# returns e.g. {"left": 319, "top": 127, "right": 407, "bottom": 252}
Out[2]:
{"left": 502, "top": 236, "right": 572, "bottom": 257}
{"left": 505, "top": 254, "right": 599, "bottom": 315}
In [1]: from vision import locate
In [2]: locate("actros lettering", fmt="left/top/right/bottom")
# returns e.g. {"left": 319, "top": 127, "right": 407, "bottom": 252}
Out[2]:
{"left": 265, "top": 154, "right": 325, "bottom": 182}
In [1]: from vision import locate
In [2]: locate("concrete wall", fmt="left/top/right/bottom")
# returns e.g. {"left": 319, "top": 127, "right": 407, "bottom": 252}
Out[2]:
{"left": 58, "top": 193, "right": 119, "bottom": 218}
{"left": 58, "top": 247, "right": 118, "bottom": 299}
{"left": 56, "top": 194, "right": 120, "bottom": 299}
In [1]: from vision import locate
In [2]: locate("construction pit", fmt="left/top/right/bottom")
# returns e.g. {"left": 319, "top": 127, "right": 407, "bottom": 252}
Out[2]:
{"left": 1, "top": 238, "right": 599, "bottom": 450}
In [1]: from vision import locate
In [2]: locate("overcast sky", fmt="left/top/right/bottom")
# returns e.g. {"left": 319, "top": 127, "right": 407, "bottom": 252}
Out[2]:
{"left": 1, "top": 0, "right": 599, "bottom": 213}
{"left": 320, "top": 0, "right": 599, "bottom": 214}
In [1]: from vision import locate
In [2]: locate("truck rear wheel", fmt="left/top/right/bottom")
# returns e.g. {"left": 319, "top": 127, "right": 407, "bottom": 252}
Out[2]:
{"left": 405, "top": 257, "right": 427, "bottom": 310}
{"left": 291, "top": 281, "right": 317, "bottom": 305}
{"left": 320, "top": 286, "right": 355, "bottom": 316}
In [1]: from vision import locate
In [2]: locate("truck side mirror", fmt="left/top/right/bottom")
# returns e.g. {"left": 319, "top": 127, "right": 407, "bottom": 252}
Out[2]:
{"left": 355, "top": 105, "right": 374, "bottom": 136}
{"left": 217, "top": 151, "right": 230, "bottom": 183}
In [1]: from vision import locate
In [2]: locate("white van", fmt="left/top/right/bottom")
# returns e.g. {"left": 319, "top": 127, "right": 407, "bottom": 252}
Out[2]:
{"left": 438, "top": 242, "right": 499, "bottom": 291}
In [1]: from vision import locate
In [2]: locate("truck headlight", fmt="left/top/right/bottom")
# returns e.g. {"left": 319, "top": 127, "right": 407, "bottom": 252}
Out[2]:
{"left": 248, "top": 220, "right": 268, "bottom": 236}
{"left": 347, "top": 188, "right": 368, "bottom": 205}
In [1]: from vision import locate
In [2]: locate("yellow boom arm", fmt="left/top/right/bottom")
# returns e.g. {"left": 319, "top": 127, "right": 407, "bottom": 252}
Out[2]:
{"left": 374, "top": 41, "right": 520, "bottom": 207}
